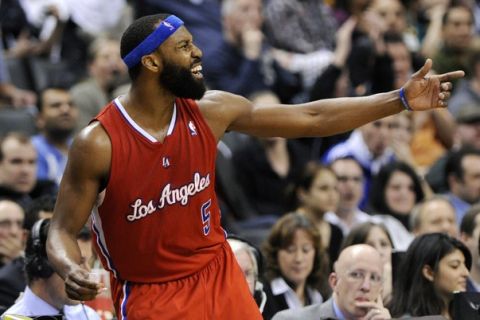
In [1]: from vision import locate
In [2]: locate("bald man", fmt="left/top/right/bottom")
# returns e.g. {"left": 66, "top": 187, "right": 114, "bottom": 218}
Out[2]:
{"left": 410, "top": 196, "right": 458, "bottom": 238}
{"left": 273, "top": 244, "right": 391, "bottom": 320}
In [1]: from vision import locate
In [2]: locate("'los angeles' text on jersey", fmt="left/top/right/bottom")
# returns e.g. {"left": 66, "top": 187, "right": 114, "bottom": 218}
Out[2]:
{"left": 127, "top": 172, "right": 211, "bottom": 221}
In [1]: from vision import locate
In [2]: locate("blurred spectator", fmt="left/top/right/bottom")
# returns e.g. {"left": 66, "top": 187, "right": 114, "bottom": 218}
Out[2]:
{"left": 410, "top": 195, "right": 458, "bottom": 238}
{"left": 32, "top": 86, "right": 78, "bottom": 186}
{"left": 63, "top": 0, "right": 129, "bottom": 40}
{"left": 383, "top": 32, "right": 413, "bottom": 90}
{"left": 23, "top": 193, "right": 56, "bottom": 232}
{"left": 406, "top": 0, "right": 448, "bottom": 58}
{"left": 323, "top": 116, "right": 398, "bottom": 207}
{"left": 332, "top": 0, "right": 371, "bottom": 25}
{"left": 232, "top": 136, "right": 310, "bottom": 217}
{"left": 263, "top": 0, "right": 337, "bottom": 101}
{"left": 389, "top": 233, "right": 471, "bottom": 319}
{"left": 0, "top": 194, "right": 55, "bottom": 312}
{"left": 304, "top": 18, "right": 357, "bottom": 156}
{"left": 0, "top": 200, "right": 24, "bottom": 269}
{"left": 444, "top": 147, "right": 480, "bottom": 223}
{"left": 1, "top": 218, "right": 99, "bottom": 319}
{"left": 0, "top": 41, "right": 36, "bottom": 108}
{"left": 0, "top": 132, "right": 37, "bottom": 209}
{"left": 368, "top": 0, "right": 420, "bottom": 51}
{"left": 368, "top": 161, "right": 425, "bottom": 230}
{"left": 293, "top": 162, "right": 344, "bottom": 263}
{"left": 460, "top": 203, "right": 480, "bottom": 292}
{"left": 0, "top": 199, "right": 24, "bottom": 312}
{"left": 307, "top": 17, "right": 357, "bottom": 156}
{"left": 227, "top": 236, "right": 266, "bottom": 312}
{"left": 326, "top": 157, "right": 371, "bottom": 235}
{"left": 272, "top": 244, "right": 391, "bottom": 320}
{"left": 431, "top": 4, "right": 476, "bottom": 77}
{"left": 340, "top": 222, "right": 394, "bottom": 304}
{"left": 1, "top": 0, "right": 67, "bottom": 60}
{"left": 426, "top": 104, "right": 480, "bottom": 193}
{"left": 382, "top": 31, "right": 456, "bottom": 171}
{"left": 201, "top": 0, "right": 273, "bottom": 97}
{"left": 453, "top": 104, "right": 480, "bottom": 151}
{"left": 448, "top": 49, "right": 480, "bottom": 116}
{"left": 409, "top": 107, "right": 456, "bottom": 172}
{"left": 262, "top": 213, "right": 329, "bottom": 320}
{"left": 327, "top": 155, "right": 414, "bottom": 250}
{"left": 308, "top": 16, "right": 356, "bottom": 103}
{"left": 388, "top": 110, "right": 419, "bottom": 170}
{"left": 70, "top": 37, "right": 128, "bottom": 131}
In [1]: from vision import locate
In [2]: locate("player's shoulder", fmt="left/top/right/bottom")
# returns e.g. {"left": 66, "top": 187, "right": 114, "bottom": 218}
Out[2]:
{"left": 198, "top": 90, "right": 250, "bottom": 110}
{"left": 72, "top": 121, "right": 112, "bottom": 155}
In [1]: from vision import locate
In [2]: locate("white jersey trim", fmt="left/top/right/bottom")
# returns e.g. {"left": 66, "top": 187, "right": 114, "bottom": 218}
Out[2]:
{"left": 92, "top": 207, "right": 118, "bottom": 278}
{"left": 114, "top": 97, "right": 177, "bottom": 142}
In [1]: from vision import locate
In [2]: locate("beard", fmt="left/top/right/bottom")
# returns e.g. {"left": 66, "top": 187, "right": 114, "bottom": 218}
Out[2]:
{"left": 159, "top": 59, "right": 206, "bottom": 100}
{"left": 45, "top": 125, "right": 75, "bottom": 142}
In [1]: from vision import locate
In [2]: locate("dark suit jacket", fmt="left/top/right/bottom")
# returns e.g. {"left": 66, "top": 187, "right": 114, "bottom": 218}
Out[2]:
{"left": 0, "top": 257, "right": 25, "bottom": 311}
{"left": 262, "top": 282, "right": 289, "bottom": 320}
{"left": 272, "top": 298, "right": 335, "bottom": 320}
{"left": 272, "top": 298, "right": 447, "bottom": 320}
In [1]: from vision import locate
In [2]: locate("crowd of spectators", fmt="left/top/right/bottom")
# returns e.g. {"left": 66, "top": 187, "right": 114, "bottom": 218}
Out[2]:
{"left": 1, "top": 0, "right": 480, "bottom": 319}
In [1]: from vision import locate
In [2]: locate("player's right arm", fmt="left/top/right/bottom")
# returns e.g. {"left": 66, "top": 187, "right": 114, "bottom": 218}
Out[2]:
{"left": 46, "top": 121, "right": 111, "bottom": 301}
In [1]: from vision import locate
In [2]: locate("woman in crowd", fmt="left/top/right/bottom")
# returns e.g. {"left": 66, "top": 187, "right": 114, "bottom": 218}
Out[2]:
{"left": 340, "top": 222, "right": 394, "bottom": 304}
{"left": 389, "top": 233, "right": 471, "bottom": 319}
{"left": 369, "top": 161, "right": 425, "bottom": 230}
{"left": 261, "top": 212, "right": 329, "bottom": 320}
{"left": 293, "top": 162, "right": 344, "bottom": 263}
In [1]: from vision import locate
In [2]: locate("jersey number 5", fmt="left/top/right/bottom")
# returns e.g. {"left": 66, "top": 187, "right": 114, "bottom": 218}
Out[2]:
{"left": 201, "top": 199, "right": 212, "bottom": 236}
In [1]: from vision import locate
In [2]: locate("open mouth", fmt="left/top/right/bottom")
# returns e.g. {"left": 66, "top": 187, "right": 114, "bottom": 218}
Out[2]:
{"left": 191, "top": 65, "right": 203, "bottom": 79}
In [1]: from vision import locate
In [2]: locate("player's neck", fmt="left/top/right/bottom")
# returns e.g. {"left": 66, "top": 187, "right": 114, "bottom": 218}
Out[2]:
{"left": 124, "top": 84, "right": 176, "bottom": 119}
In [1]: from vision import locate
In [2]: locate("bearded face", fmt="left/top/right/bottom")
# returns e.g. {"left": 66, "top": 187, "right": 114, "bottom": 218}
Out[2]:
{"left": 159, "top": 57, "right": 206, "bottom": 100}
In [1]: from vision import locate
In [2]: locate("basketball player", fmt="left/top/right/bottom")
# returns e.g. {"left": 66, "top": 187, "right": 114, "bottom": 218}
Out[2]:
{"left": 46, "top": 14, "right": 463, "bottom": 319}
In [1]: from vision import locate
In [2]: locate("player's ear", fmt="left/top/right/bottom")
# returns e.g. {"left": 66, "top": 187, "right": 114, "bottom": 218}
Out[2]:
{"left": 142, "top": 55, "right": 161, "bottom": 72}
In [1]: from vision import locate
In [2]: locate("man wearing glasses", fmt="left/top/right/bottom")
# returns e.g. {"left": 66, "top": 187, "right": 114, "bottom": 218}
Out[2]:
{"left": 273, "top": 244, "right": 391, "bottom": 320}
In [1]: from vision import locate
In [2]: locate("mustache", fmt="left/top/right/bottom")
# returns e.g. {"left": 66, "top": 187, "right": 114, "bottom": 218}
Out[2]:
{"left": 191, "top": 58, "right": 202, "bottom": 66}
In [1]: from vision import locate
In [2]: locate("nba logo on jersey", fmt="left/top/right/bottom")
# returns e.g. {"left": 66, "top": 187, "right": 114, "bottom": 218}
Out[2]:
{"left": 188, "top": 121, "right": 197, "bottom": 136}
{"left": 162, "top": 157, "right": 170, "bottom": 168}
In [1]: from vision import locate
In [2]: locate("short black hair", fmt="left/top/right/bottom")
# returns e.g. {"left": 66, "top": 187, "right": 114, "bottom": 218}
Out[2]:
{"left": 460, "top": 203, "right": 480, "bottom": 236}
{"left": 445, "top": 147, "right": 480, "bottom": 183}
{"left": 24, "top": 194, "right": 56, "bottom": 231}
{"left": 37, "top": 86, "right": 71, "bottom": 113}
{"left": 369, "top": 161, "right": 425, "bottom": 215}
{"left": 120, "top": 13, "right": 171, "bottom": 81}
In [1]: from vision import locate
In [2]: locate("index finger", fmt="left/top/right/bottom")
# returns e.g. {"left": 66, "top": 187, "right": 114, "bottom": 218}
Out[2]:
{"left": 376, "top": 293, "right": 384, "bottom": 307}
{"left": 355, "top": 301, "right": 378, "bottom": 309}
{"left": 437, "top": 70, "right": 465, "bottom": 82}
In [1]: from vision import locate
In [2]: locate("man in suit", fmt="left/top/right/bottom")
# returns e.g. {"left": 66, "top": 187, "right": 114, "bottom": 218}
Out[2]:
{"left": 273, "top": 244, "right": 391, "bottom": 320}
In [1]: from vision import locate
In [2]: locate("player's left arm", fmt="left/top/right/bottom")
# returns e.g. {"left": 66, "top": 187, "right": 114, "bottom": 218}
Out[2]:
{"left": 200, "top": 59, "right": 463, "bottom": 139}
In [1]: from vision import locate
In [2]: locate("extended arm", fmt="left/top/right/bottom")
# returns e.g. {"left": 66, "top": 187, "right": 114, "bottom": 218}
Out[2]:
{"left": 201, "top": 59, "right": 463, "bottom": 139}
{"left": 46, "top": 122, "right": 110, "bottom": 300}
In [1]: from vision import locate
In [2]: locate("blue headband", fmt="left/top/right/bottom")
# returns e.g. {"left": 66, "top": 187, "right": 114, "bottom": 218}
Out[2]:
{"left": 123, "top": 15, "right": 184, "bottom": 69}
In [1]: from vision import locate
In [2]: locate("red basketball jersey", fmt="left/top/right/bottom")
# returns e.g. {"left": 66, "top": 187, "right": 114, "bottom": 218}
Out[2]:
{"left": 92, "top": 98, "right": 225, "bottom": 283}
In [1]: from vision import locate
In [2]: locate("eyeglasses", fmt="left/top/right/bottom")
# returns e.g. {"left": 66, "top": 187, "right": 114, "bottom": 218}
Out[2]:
{"left": 336, "top": 175, "right": 363, "bottom": 183}
{"left": 346, "top": 269, "right": 383, "bottom": 285}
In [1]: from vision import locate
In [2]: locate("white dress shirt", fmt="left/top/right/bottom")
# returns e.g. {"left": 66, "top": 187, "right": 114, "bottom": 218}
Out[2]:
{"left": 271, "top": 277, "right": 323, "bottom": 310}
{"left": 1, "top": 287, "right": 100, "bottom": 320}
